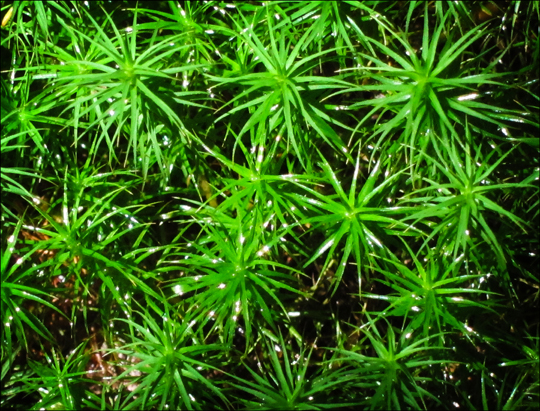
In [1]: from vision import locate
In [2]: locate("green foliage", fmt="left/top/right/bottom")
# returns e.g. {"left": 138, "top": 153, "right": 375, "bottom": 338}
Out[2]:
{"left": 1, "top": 1, "right": 538, "bottom": 410}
